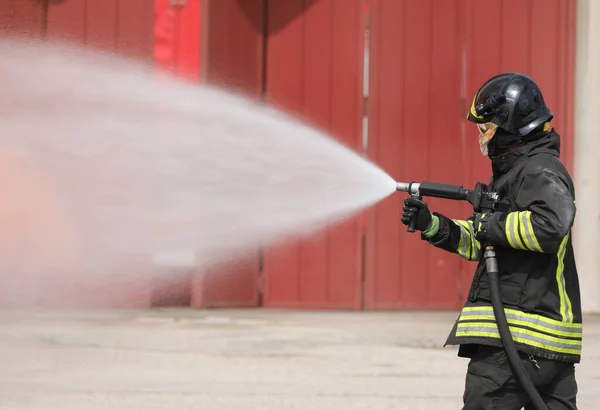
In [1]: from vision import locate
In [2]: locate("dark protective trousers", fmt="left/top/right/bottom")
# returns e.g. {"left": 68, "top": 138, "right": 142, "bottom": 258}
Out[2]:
{"left": 461, "top": 345, "right": 578, "bottom": 410}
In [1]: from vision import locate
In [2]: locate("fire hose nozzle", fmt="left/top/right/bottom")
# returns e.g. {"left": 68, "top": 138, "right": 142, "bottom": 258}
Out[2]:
{"left": 396, "top": 181, "right": 420, "bottom": 195}
{"left": 396, "top": 182, "right": 409, "bottom": 192}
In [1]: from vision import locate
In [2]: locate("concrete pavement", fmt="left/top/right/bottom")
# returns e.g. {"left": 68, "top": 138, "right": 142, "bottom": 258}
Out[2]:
{"left": 0, "top": 309, "right": 598, "bottom": 409}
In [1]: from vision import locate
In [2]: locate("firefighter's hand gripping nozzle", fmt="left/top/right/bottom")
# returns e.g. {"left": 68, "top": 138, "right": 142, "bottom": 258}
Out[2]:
{"left": 395, "top": 180, "right": 550, "bottom": 410}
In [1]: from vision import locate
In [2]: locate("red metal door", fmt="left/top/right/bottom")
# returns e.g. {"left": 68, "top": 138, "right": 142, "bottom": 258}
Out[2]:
{"left": 463, "top": 0, "right": 576, "bottom": 181}
{"left": 155, "top": 0, "right": 202, "bottom": 80}
{"left": 0, "top": 0, "right": 45, "bottom": 37}
{"left": 47, "top": 0, "right": 154, "bottom": 60}
{"left": 365, "top": 0, "right": 576, "bottom": 310}
{"left": 262, "top": 0, "right": 366, "bottom": 310}
{"left": 203, "top": 0, "right": 264, "bottom": 96}
{"left": 189, "top": 0, "right": 264, "bottom": 308}
{"left": 365, "top": 0, "right": 467, "bottom": 310}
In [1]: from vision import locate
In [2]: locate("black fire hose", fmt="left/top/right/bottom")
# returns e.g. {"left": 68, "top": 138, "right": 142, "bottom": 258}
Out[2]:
{"left": 397, "top": 181, "right": 549, "bottom": 410}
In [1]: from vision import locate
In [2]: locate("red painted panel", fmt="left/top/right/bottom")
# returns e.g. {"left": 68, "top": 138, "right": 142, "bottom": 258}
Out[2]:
{"left": 47, "top": 0, "right": 154, "bottom": 62}
{"left": 366, "top": 0, "right": 576, "bottom": 310}
{"left": 46, "top": 0, "right": 86, "bottom": 42}
{"left": 205, "top": 0, "right": 264, "bottom": 97}
{"left": 86, "top": 0, "right": 118, "bottom": 51}
{"left": 363, "top": 0, "right": 403, "bottom": 308}
{"left": 188, "top": 0, "right": 263, "bottom": 308}
{"left": 464, "top": 0, "right": 576, "bottom": 176}
{"left": 117, "top": 0, "right": 155, "bottom": 61}
{"left": 192, "top": 253, "right": 260, "bottom": 308}
{"left": 154, "top": 0, "right": 178, "bottom": 73}
{"left": 153, "top": 0, "right": 201, "bottom": 80}
{"left": 262, "top": 0, "right": 365, "bottom": 310}
{"left": 262, "top": 0, "right": 309, "bottom": 307}
{"left": 531, "top": 0, "right": 576, "bottom": 172}
{"left": 426, "top": 0, "right": 468, "bottom": 307}
{"left": 0, "top": 0, "right": 45, "bottom": 38}
{"left": 175, "top": 0, "right": 201, "bottom": 81}
{"left": 365, "top": 0, "right": 465, "bottom": 310}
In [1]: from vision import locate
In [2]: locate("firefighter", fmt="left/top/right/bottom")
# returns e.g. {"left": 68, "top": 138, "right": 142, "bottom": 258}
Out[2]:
{"left": 401, "top": 72, "right": 582, "bottom": 410}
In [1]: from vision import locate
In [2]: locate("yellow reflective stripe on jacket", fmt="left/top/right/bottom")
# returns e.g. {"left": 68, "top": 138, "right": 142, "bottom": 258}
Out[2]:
{"left": 504, "top": 211, "right": 543, "bottom": 252}
{"left": 459, "top": 310, "right": 581, "bottom": 338}
{"left": 556, "top": 234, "right": 574, "bottom": 323}
{"left": 457, "top": 305, "right": 582, "bottom": 356}
{"left": 455, "top": 322, "right": 582, "bottom": 356}
{"left": 461, "top": 306, "right": 582, "bottom": 330}
{"left": 452, "top": 220, "right": 480, "bottom": 261}
{"left": 519, "top": 211, "right": 544, "bottom": 252}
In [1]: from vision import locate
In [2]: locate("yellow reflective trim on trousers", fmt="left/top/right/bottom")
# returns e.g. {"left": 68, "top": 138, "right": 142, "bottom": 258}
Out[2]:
{"left": 556, "top": 234, "right": 574, "bottom": 323}
{"left": 505, "top": 212, "right": 527, "bottom": 250}
{"left": 461, "top": 306, "right": 582, "bottom": 329}
{"left": 458, "top": 314, "right": 581, "bottom": 338}
{"left": 456, "top": 322, "right": 582, "bottom": 354}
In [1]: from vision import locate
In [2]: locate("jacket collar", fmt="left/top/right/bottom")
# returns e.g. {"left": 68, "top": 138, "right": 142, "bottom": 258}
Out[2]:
{"left": 490, "top": 129, "right": 560, "bottom": 176}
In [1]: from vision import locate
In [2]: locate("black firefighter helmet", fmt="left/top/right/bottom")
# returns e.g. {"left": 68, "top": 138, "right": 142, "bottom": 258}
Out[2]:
{"left": 467, "top": 73, "right": 554, "bottom": 155}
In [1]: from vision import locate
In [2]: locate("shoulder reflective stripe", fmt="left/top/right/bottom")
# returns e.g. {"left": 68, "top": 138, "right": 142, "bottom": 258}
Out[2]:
{"left": 519, "top": 211, "right": 544, "bottom": 252}
{"left": 456, "top": 323, "right": 582, "bottom": 355}
{"left": 505, "top": 212, "right": 527, "bottom": 250}
{"left": 556, "top": 234, "right": 574, "bottom": 323}
{"left": 461, "top": 306, "right": 582, "bottom": 330}
{"left": 458, "top": 314, "right": 581, "bottom": 338}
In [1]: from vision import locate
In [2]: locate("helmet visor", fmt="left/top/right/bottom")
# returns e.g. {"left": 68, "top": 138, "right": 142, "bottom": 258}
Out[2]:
{"left": 477, "top": 122, "right": 498, "bottom": 155}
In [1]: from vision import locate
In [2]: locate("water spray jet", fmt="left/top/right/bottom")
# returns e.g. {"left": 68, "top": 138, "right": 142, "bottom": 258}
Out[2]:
{"left": 0, "top": 38, "right": 397, "bottom": 307}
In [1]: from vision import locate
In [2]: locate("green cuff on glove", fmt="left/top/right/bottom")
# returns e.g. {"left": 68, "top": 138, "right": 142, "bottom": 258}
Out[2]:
{"left": 423, "top": 215, "right": 440, "bottom": 238}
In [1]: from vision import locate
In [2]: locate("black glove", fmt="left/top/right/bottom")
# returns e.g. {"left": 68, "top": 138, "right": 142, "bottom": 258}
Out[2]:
{"left": 471, "top": 212, "right": 490, "bottom": 242}
{"left": 402, "top": 197, "right": 432, "bottom": 232}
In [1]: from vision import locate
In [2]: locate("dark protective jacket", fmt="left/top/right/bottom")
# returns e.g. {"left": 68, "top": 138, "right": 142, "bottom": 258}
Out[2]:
{"left": 424, "top": 129, "right": 583, "bottom": 363}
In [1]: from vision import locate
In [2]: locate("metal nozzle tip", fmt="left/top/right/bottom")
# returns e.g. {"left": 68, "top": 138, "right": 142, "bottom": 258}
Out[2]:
{"left": 396, "top": 182, "right": 409, "bottom": 192}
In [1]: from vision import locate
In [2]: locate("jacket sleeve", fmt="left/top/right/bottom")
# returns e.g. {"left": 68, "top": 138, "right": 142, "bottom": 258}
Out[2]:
{"left": 485, "top": 167, "right": 576, "bottom": 254}
{"left": 422, "top": 213, "right": 482, "bottom": 262}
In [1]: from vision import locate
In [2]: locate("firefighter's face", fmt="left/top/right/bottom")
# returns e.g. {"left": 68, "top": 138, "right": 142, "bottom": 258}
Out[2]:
{"left": 477, "top": 122, "right": 498, "bottom": 156}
